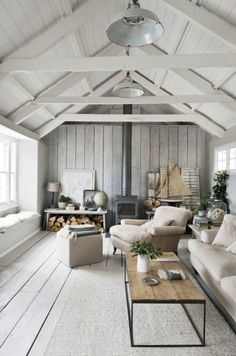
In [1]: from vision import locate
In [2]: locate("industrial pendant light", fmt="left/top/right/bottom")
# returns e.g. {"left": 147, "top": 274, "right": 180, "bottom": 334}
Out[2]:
{"left": 112, "top": 72, "right": 144, "bottom": 97}
{"left": 106, "top": 0, "right": 163, "bottom": 47}
{"left": 112, "top": 48, "right": 144, "bottom": 97}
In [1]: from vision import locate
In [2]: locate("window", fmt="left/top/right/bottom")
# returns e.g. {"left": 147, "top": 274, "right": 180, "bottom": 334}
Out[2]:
{"left": 0, "top": 135, "right": 17, "bottom": 207}
{"left": 229, "top": 147, "right": 236, "bottom": 170}
{"left": 216, "top": 149, "right": 227, "bottom": 171}
{"left": 215, "top": 141, "right": 236, "bottom": 174}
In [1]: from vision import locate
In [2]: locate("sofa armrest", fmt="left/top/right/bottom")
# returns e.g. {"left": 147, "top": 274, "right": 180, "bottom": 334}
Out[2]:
{"left": 121, "top": 219, "right": 149, "bottom": 226}
{"left": 149, "top": 225, "right": 185, "bottom": 236}
{"left": 200, "top": 229, "right": 219, "bottom": 244}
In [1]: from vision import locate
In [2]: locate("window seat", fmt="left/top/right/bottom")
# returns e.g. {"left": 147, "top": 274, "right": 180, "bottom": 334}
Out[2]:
{"left": 0, "top": 211, "right": 41, "bottom": 257}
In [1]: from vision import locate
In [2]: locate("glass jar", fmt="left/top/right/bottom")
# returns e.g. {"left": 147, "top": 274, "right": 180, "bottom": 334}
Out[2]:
{"left": 207, "top": 199, "right": 227, "bottom": 224}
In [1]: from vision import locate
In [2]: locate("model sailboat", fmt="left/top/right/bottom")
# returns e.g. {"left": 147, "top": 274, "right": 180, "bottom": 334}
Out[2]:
{"left": 157, "top": 161, "right": 193, "bottom": 202}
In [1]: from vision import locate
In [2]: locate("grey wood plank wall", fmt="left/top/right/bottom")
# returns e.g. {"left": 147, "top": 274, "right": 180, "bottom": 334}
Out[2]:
{"left": 47, "top": 124, "right": 209, "bottom": 228}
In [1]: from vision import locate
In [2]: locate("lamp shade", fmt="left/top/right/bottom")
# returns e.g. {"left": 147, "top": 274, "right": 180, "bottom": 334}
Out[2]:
{"left": 46, "top": 182, "right": 60, "bottom": 192}
{"left": 112, "top": 76, "right": 144, "bottom": 97}
{"left": 106, "top": 4, "right": 163, "bottom": 47}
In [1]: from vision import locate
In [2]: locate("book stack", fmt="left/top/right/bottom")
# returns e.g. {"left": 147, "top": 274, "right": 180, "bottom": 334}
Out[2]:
{"left": 193, "top": 215, "right": 209, "bottom": 229}
{"left": 157, "top": 269, "right": 186, "bottom": 280}
{"left": 68, "top": 224, "right": 100, "bottom": 236}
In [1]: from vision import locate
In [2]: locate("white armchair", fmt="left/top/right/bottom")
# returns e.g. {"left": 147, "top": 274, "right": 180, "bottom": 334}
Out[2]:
{"left": 110, "top": 206, "right": 192, "bottom": 254}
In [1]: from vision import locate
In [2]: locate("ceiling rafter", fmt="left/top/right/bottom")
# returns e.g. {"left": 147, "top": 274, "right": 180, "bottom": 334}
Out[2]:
{"left": 36, "top": 71, "right": 126, "bottom": 138}
{"left": 7, "top": 0, "right": 108, "bottom": 60}
{"left": 159, "top": 0, "right": 236, "bottom": 89}
{"left": 130, "top": 71, "right": 225, "bottom": 138}
{"left": 141, "top": 45, "right": 236, "bottom": 113}
{"left": 8, "top": 43, "right": 119, "bottom": 125}
{"left": 160, "top": 0, "right": 236, "bottom": 49}
{"left": 0, "top": 115, "right": 38, "bottom": 140}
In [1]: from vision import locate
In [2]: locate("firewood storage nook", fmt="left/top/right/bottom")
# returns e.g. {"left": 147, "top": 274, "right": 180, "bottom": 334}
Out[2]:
{"left": 43, "top": 209, "right": 107, "bottom": 232}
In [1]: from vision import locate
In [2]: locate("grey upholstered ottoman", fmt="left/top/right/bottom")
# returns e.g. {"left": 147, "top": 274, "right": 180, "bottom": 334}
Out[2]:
{"left": 56, "top": 226, "right": 103, "bottom": 268}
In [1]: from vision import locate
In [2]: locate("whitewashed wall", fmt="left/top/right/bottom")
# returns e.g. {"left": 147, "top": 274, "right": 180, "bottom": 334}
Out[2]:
{"left": 46, "top": 124, "right": 208, "bottom": 227}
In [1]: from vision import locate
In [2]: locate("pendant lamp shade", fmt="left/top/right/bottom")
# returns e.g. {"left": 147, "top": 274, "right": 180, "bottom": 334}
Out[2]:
{"left": 112, "top": 75, "right": 144, "bottom": 98}
{"left": 106, "top": 1, "right": 163, "bottom": 47}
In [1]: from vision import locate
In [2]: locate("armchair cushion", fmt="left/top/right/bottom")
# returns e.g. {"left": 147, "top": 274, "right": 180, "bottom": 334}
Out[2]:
{"left": 212, "top": 214, "right": 236, "bottom": 248}
{"left": 120, "top": 219, "right": 148, "bottom": 226}
{"left": 149, "top": 225, "right": 185, "bottom": 236}
{"left": 109, "top": 224, "right": 151, "bottom": 244}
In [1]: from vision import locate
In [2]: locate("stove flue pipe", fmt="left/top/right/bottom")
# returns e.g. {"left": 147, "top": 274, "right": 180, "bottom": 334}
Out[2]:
{"left": 122, "top": 105, "right": 132, "bottom": 196}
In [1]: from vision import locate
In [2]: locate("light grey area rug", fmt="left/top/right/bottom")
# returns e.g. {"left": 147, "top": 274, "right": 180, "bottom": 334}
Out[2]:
{"left": 45, "top": 238, "right": 236, "bottom": 356}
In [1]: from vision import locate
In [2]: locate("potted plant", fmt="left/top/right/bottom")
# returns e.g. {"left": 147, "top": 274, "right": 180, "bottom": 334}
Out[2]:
{"left": 196, "top": 202, "right": 207, "bottom": 217}
{"left": 58, "top": 195, "right": 72, "bottom": 209}
{"left": 131, "top": 241, "right": 162, "bottom": 273}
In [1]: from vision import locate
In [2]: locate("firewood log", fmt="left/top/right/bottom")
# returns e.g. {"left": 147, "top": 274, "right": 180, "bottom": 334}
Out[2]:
{"left": 70, "top": 217, "right": 77, "bottom": 222}
{"left": 49, "top": 216, "right": 56, "bottom": 223}
{"left": 57, "top": 216, "right": 64, "bottom": 223}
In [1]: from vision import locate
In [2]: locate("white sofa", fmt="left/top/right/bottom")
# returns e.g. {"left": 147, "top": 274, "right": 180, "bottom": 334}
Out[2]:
{"left": 188, "top": 214, "right": 236, "bottom": 329}
{"left": 0, "top": 211, "right": 41, "bottom": 257}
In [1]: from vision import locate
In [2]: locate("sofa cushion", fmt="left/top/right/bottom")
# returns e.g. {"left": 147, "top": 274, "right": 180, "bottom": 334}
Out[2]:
{"left": 212, "top": 214, "right": 236, "bottom": 248}
{"left": 110, "top": 224, "right": 152, "bottom": 244}
{"left": 220, "top": 276, "right": 236, "bottom": 304}
{"left": 226, "top": 240, "right": 236, "bottom": 254}
{"left": 188, "top": 239, "right": 236, "bottom": 282}
{"left": 200, "top": 229, "right": 218, "bottom": 244}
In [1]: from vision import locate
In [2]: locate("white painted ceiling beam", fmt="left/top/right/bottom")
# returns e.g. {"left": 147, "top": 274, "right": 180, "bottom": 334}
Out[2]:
{"left": 160, "top": 0, "right": 236, "bottom": 49}
{"left": 2, "top": 54, "right": 236, "bottom": 73}
{"left": 8, "top": 0, "right": 108, "bottom": 59}
{"left": 59, "top": 113, "right": 203, "bottom": 123}
{"left": 131, "top": 71, "right": 225, "bottom": 138}
{"left": 9, "top": 43, "right": 118, "bottom": 125}
{"left": 35, "top": 94, "right": 235, "bottom": 105}
{"left": 57, "top": 113, "right": 225, "bottom": 137}
{"left": 141, "top": 45, "right": 236, "bottom": 112}
{"left": 0, "top": 115, "right": 38, "bottom": 140}
{"left": 36, "top": 71, "right": 126, "bottom": 138}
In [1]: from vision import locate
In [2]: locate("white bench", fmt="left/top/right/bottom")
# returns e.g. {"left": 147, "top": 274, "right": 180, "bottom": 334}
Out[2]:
{"left": 0, "top": 211, "right": 41, "bottom": 257}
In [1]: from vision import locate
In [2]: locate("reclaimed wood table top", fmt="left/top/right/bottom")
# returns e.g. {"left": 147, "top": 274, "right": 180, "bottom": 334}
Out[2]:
{"left": 125, "top": 252, "right": 205, "bottom": 303}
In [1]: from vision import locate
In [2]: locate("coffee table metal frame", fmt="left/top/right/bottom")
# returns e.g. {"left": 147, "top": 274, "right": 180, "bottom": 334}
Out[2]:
{"left": 124, "top": 258, "right": 206, "bottom": 348}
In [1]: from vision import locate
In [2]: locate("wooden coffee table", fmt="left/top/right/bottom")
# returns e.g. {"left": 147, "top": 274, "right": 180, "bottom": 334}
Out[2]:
{"left": 124, "top": 252, "right": 206, "bottom": 347}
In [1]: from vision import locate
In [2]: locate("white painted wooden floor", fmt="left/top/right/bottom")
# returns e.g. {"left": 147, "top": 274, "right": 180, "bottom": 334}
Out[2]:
{"left": 0, "top": 230, "right": 78, "bottom": 356}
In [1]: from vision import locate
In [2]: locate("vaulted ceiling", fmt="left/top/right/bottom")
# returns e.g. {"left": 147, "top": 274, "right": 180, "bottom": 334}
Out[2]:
{"left": 0, "top": 0, "right": 236, "bottom": 140}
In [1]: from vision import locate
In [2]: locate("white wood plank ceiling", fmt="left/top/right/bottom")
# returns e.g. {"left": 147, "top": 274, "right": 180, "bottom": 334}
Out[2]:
{"left": 0, "top": 0, "right": 235, "bottom": 140}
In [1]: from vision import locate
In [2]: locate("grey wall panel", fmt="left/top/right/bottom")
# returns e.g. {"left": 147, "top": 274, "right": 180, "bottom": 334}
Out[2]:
{"left": 47, "top": 124, "right": 209, "bottom": 228}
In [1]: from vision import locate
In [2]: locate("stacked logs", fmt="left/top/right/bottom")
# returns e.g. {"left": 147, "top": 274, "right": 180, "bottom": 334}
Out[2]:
{"left": 48, "top": 215, "right": 103, "bottom": 232}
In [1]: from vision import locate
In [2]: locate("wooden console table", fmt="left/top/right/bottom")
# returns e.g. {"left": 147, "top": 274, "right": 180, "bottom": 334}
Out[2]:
{"left": 44, "top": 209, "right": 107, "bottom": 232}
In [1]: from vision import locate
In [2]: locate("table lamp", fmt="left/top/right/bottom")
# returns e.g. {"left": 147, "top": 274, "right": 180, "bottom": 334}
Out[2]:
{"left": 46, "top": 182, "right": 60, "bottom": 208}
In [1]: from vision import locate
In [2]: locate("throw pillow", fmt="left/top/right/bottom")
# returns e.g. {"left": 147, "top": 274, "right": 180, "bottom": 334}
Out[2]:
{"left": 212, "top": 214, "right": 236, "bottom": 248}
{"left": 225, "top": 240, "right": 236, "bottom": 254}
{"left": 142, "top": 218, "right": 172, "bottom": 232}
{"left": 141, "top": 220, "right": 154, "bottom": 232}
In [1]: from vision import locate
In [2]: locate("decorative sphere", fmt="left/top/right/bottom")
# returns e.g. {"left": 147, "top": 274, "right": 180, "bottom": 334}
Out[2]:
{"left": 94, "top": 191, "right": 108, "bottom": 208}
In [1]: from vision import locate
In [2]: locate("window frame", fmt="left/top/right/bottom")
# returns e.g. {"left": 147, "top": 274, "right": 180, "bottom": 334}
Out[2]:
{"left": 0, "top": 134, "right": 18, "bottom": 210}
{"left": 215, "top": 141, "right": 236, "bottom": 175}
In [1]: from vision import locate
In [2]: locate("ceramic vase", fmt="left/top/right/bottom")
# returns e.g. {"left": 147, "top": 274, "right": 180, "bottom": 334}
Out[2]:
{"left": 137, "top": 254, "right": 151, "bottom": 273}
